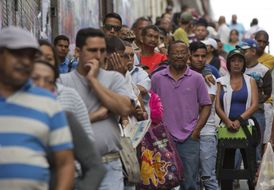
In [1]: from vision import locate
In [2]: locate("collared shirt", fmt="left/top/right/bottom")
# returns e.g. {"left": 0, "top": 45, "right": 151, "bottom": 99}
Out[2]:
{"left": 0, "top": 80, "right": 73, "bottom": 189}
{"left": 129, "top": 65, "right": 151, "bottom": 91}
{"left": 59, "top": 57, "right": 78, "bottom": 74}
{"left": 151, "top": 66, "right": 211, "bottom": 141}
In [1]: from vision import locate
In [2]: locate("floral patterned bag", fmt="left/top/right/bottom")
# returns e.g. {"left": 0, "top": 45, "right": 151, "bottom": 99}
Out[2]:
{"left": 138, "top": 122, "right": 183, "bottom": 189}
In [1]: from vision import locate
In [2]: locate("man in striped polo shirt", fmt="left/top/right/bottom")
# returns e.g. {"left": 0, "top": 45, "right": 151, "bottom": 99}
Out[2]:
{"left": 0, "top": 26, "right": 75, "bottom": 190}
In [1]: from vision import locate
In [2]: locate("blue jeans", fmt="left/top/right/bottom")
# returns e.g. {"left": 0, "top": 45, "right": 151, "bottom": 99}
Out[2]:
{"left": 99, "top": 159, "right": 124, "bottom": 190}
{"left": 199, "top": 135, "right": 218, "bottom": 190}
{"left": 176, "top": 135, "right": 200, "bottom": 190}
{"left": 252, "top": 110, "right": 265, "bottom": 161}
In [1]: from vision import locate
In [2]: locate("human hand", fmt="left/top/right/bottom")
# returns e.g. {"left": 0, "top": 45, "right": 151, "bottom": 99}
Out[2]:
{"left": 85, "top": 59, "right": 100, "bottom": 81}
{"left": 135, "top": 106, "right": 145, "bottom": 121}
{"left": 191, "top": 129, "right": 200, "bottom": 140}
{"left": 205, "top": 74, "right": 215, "bottom": 86}
{"left": 225, "top": 119, "right": 238, "bottom": 132}
{"left": 107, "top": 53, "right": 127, "bottom": 75}
{"left": 232, "top": 120, "right": 241, "bottom": 130}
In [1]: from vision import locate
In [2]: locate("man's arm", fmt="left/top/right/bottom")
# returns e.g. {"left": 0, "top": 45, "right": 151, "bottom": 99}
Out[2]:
{"left": 192, "top": 104, "right": 211, "bottom": 140}
{"left": 53, "top": 150, "right": 75, "bottom": 190}
{"left": 261, "top": 70, "right": 272, "bottom": 103}
{"left": 89, "top": 106, "right": 109, "bottom": 123}
{"left": 85, "top": 59, "right": 132, "bottom": 116}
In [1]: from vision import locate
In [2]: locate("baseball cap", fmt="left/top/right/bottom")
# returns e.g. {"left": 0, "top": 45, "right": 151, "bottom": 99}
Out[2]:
{"left": 227, "top": 49, "right": 245, "bottom": 60}
{"left": 0, "top": 26, "right": 40, "bottom": 51}
{"left": 202, "top": 38, "right": 217, "bottom": 49}
{"left": 180, "top": 12, "right": 193, "bottom": 23}
{"left": 120, "top": 30, "right": 136, "bottom": 42}
{"left": 236, "top": 39, "right": 257, "bottom": 50}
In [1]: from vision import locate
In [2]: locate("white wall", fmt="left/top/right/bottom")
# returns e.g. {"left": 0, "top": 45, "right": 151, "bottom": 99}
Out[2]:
{"left": 113, "top": 0, "right": 167, "bottom": 27}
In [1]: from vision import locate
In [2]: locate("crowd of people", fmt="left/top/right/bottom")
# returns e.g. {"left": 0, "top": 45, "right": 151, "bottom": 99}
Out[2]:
{"left": 0, "top": 3, "right": 274, "bottom": 190}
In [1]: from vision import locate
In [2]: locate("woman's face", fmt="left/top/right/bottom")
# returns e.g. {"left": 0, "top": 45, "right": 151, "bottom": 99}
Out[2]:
{"left": 229, "top": 55, "right": 245, "bottom": 73}
{"left": 229, "top": 30, "right": 239, "bottom": 42}
{"left": 40, "top": 45, "right": 56, "bottom": 66}
{"left": 31, "top": 62, "right": 55, "bottom": 92}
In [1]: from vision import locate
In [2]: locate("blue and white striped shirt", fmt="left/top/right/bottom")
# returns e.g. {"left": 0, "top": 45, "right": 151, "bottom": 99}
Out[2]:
{"left": 0, "top": 81, "right": 73, "bottom": 189}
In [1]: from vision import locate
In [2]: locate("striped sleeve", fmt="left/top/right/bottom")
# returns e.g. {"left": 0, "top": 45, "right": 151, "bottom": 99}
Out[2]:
{"left": 48, "top": 102, "right": 73, "bottom": 151}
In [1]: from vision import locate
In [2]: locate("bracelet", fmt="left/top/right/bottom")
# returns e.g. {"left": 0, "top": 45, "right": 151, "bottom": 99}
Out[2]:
{"left": 237, "top": 116, "right": 245, "bottom": 124}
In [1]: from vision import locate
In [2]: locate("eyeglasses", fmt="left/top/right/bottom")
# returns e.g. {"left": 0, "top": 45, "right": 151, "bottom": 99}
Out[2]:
{"left": 104, "top": 24, "right": 122, "bottom": 32}
{"left": 122, "top": 52, "right": 135, "bottom": 59}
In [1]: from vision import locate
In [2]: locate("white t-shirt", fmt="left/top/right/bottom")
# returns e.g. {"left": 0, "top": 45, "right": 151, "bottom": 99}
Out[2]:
{"left": 201, "top": 77, "right": 217, "bottom": 136}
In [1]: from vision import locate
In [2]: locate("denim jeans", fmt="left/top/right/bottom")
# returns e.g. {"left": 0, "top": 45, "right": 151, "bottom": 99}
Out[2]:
{"left": 175, "top": 135, "right": 200, "bottom": 190}
{"left": 199, "top": 135, "right": 218, "bottom": 190}
{"left": 252, "top": 110, "right": 265, "bottom": 161}
{"left": 99, "top": 159, "right": 124, "bottom": 190}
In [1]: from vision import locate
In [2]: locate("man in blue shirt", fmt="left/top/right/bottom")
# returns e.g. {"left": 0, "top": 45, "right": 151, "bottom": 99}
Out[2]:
{"left": 54, "top": 35, "right": 78, "bottom": 73}
{"left": 0, "top": 26, "right": 74, "bottom": 190}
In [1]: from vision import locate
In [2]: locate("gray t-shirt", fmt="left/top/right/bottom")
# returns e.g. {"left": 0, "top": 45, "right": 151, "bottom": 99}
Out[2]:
{"left": 58, "top": 69, "right": 134, "bottom": 156}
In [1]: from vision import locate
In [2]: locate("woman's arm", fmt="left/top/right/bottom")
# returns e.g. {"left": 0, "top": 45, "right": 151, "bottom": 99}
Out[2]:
{"left": 215, "top": 83, "right": 230, "bottom": 125}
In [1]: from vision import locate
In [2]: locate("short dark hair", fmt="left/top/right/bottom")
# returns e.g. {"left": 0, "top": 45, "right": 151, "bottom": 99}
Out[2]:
{"left": 76, "top": 28, "right": 105, "bottom": 49}
{"left": 38, "top": 39, "right": 60, "bottom": 68}
{"left": 103, "top": 12, "right": 122, "bottom": 25}
{"left": 53, "top": 35, "right": 69, "bottom": 46}
{"left": 106, "top": 36, "right": 125, "bottom": 54}
{"left": 189, "top": 41, "right": 207, "bottom": 54}
{"left": 195, "top": 18, "right": 208, "bottom": 28}
{"left": 255, "top": 30, "right": 269, "bottom": 42}
{"left": 141, "top": 25, "right": 160, "bottom": 37}
{"left": 168, "top": 40, "right": 188, "bottom": 55}
{"left": 131, "top": 17, "right": 150, "bottom": 30}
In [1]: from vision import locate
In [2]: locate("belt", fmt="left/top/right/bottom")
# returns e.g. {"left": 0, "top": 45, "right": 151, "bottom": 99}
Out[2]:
{"left": 101, "top": 152, "right": 120, "bottom": 163}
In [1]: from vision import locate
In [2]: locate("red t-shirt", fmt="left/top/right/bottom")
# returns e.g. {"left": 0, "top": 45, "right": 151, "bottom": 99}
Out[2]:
{"left": 140, "top": 52, "right": 167, "bottom": 73}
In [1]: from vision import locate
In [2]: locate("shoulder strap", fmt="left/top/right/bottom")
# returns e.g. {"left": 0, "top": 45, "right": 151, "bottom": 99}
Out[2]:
{"left": 67, "top": 58, "right": 75, "bottom": 72}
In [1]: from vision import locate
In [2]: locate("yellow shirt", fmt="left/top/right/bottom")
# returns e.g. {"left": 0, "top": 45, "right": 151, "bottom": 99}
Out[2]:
{"left": 259, "top": 52, "right": 274, "bottom": 104}
{"left": 258, "top": 53, "right": 274, "bottom": 69}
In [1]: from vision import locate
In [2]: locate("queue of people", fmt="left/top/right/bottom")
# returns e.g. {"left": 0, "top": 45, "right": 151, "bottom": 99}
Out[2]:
{"left": 0, "top": 5, "right": 274, "bottom": 190}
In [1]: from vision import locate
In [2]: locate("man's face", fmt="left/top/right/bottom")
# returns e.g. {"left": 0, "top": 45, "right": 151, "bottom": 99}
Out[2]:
{"left": 190, "top": 48, "right": 207, "bottom": 71}
{"left": 255, "top": 34, "right": 269, "bottom": 55}
{"left": 123, "top": 46, "right": 135, "bottom": 71}
{"left": 76, "top": 37, "right": 106, "bottom": 72}
{"left": 0, "top": 48, "right": 37, "bottom": 88}
{"left": 160, "top": 18, "right": 171, "bottom": 32}
{"left": 31, "top": 62, "right": 55, "bottom": 92}
{"left": 55, "top": 39, "right": 69, "bottom": 59}
{"left": 142, "top": 29, "right": 159, "bottom": 48}
{"left": 195, "top": 25, "right": 208, "bottom": 41}
{"left": 103, "top": 17, "right": 122, "bottom": 37}
{"left": 169, "top": 43, "right": 189, "bottom": 69}
{"left": 242, "top": 48, "right": 256, "bottom": 64}
{"left": 134, "top": 20, "right": 149, "bottom": 43}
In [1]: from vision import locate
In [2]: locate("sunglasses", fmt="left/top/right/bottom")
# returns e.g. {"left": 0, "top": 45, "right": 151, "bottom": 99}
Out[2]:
{"left": 104, "top": 24, "right": 122, "bottom": 32}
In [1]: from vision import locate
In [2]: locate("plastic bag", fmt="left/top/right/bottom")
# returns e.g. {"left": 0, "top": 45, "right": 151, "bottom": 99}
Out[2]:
{"left": 256, "top": 143, "right": 274, "bottom": 190}
{"left": 138, "top": 122, "right": 183, "bottom": 189}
